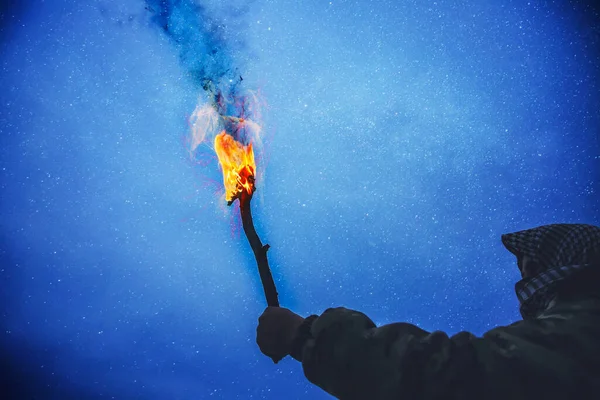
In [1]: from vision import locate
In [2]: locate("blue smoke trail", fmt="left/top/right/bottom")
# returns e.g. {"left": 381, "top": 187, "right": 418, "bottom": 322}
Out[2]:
{"left": 145, "top": 0, "right": 244, "bottom": 111}
{"left": 145, "top": 0, "right": 267, "bottom": 199}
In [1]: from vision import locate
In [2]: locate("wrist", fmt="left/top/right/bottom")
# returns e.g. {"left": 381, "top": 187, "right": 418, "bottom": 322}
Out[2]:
{"left": 290, "top": 315, "right": 319, "bottom": 362}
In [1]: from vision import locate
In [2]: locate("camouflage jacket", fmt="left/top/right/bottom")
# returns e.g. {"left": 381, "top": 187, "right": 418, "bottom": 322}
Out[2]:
{"left": 293, "top": 267, "right": 600, "bottom": 399}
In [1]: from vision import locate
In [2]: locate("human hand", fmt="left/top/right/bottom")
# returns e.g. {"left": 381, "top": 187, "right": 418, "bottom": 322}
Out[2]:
{"left": 256, "top": 306, "right": 305, "bottom": 363}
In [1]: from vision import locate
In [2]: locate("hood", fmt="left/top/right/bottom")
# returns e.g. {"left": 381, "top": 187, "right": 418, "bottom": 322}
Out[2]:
{"left": 501, "top": 223, "right": 600, "bottom": 318}
{"left": 501, "top": 223, "right": 600, "bottom": 273}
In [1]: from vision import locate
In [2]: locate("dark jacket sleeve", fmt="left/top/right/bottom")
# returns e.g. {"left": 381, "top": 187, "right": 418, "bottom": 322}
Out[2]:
{"left": 295, "top": 303, "right": 600, "bottom": 400}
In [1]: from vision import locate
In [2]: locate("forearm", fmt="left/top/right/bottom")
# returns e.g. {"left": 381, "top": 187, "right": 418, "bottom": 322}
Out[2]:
{"left": 293, "top": 308, "right": 435, "bottom": 399}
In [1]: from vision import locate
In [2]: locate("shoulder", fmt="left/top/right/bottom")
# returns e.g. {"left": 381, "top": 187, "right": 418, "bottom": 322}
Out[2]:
{"left": 480, "top": 298, "right": 600, "bottom": 372}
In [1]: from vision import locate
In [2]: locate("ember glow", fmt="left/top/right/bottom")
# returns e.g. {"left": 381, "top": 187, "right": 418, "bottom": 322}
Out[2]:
{"left": 214, "top": 131, "right": 256, "bottom": 202}
{"left": 188, "top": 87, "right": 266, "bottom": 203}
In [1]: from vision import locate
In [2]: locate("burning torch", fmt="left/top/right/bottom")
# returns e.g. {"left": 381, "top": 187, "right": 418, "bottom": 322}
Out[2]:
{"left": 209, "top": 107, "right": 280, "bottom": 308}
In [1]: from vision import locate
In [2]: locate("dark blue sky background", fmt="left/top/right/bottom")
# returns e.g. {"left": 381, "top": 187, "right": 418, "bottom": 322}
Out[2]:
{"left": 1, "top": 0, "right": 598, "bottom": 399}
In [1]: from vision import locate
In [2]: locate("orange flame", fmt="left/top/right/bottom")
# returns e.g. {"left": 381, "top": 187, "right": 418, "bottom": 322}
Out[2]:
{"left": 214, "top": 131, "right": 256, "bottom": 203}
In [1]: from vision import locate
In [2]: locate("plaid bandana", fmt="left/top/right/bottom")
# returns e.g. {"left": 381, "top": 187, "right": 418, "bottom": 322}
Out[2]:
{"left": 501, "top": 224, "right": 600, "bottom": 319}
{"left": 515, "top": 264, "right": 588, "bottom": 318}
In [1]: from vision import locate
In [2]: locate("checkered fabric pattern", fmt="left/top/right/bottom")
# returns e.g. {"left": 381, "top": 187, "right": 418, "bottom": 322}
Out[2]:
{"left": 514, "top": 264, "right": 586, "bottom": 318}
{"left": 501, "top": 224, "right": 600, "bottom": 270}
{"left": 501, "top": 224, "right": 600, "bottom": 318}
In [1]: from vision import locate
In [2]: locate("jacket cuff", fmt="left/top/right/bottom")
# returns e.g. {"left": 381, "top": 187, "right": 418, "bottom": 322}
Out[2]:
{"left": 290, "top": 314, "right": 319, "bottom": 362}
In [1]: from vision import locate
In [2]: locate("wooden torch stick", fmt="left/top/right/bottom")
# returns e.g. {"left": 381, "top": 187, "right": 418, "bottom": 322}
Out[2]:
{"left": 238, "top": 189, "right": 280, "bottom": 307}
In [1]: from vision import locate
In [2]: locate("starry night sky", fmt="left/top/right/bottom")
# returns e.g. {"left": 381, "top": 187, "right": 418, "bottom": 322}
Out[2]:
{"left": 1, "top": 0, "right": 599, "bottom": 399}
